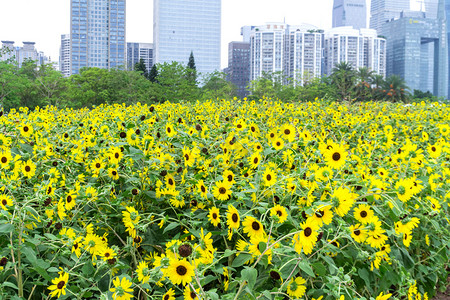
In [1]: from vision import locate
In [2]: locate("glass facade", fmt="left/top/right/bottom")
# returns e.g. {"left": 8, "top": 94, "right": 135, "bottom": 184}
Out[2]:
{"left": 226, "top": 41, "right": 250, "bottom": 98}
{"left": 153, "top": 0, "right": 221, "bottom": 77}
{"left": 70, "top": 0, "right": 126, "bottom": 75}
{"left": 332, "top": 0, "right": 367, "bottom": 30}
{"left": 127, "top": 43, "right": 154, "bottom": 74}
{"left": 383, "top": 15, "right": 448, "bottom": 97}
{"left": 370, "top": 0, "right": 410, "bottom": 34}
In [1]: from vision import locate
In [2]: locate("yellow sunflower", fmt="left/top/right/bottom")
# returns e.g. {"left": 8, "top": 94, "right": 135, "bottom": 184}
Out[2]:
{"left": 262, "top": 168, "right": 277, "bottom": 187}
{"left": 48, "top": 270, "right": 69, "bottom": 298}
{"left": 110, "top": 276, "right": 133, "bottom": 300}
{"left": 287, "top": 276, "right": 307, "bottom": 298}
{"left": 226, "top": 204, "right": 240, "bottom": 230}
{"left": 242, "top": 216, "right": 265, "bottom": 239}
{"left": 270, "top": 205, "right": 288, "bottom": 223}
{"left": 212, "top": 180, "right": 232, "bottom": 201}
{"left": 208, "top": 207, "right": 221, "bottom": 227}
{"left": 166, "top": 259, "right": 195, "bottom": 286}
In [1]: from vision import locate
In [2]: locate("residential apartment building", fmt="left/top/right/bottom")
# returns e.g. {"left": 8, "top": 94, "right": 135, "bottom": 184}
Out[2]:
{"left": 59, "top": 34, "right": 71, "bottom": 77}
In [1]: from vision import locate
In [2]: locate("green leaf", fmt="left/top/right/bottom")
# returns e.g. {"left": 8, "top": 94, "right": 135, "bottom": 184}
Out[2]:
{"left": 3, "top": 281, "right": 18, "bottom": 290}
{"left": 258, "top": 241, "right": 267, "bottom": 253}
{"left": 358, "top": 268, "right": 371, "bottom": 287}
{"left": 163, "top": 222, "right": 180, "bottom": 234}
{"left": 232, "top": 253, "right": 252, "bottom": 268}
{"left": 241, "top": 267, "right": 258, "bottom": 290}
{"left": 223, "top": 249, "right": 236, "bottom": 258}
{"left": 299, "top": 260, "right": 315, "bottom": 278}
{"left": 0, "top": 223, "right": 13, "bottom": 234}
{"left": 82, "top": 262, "right": 95, "bottom": 276}
{"left": 311, "top": 262, "right": 327, "bottom": 276}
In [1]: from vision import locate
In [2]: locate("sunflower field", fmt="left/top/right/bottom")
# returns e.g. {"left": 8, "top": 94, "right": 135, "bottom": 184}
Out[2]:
{"left": 0, "top": 99, "right": 449, "bottom": 300}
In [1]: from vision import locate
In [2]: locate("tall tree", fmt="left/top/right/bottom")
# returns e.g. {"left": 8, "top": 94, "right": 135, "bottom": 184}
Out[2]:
{"left": 331, "top": 61, "right": 356, "bottom": 101}
{"left": 187, "top": 51, "right": 197, "bottom": 84}
{"left": 134, "top": 58, "right": 148, "bottom": 79}
{"left": 148, "top": 64, "right": 159, "bottom": 83}
{"left": 383, "top": 75, "right": 409, "bottom": 102}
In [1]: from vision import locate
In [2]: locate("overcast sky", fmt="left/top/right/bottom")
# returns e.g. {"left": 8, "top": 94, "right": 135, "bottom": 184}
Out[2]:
{"left": 0, "top": 0, "right": 419, "bottom": 69}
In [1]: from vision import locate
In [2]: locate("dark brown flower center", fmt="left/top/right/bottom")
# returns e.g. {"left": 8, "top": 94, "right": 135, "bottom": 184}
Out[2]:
{"left": 1, "top": 199, "right": 6, "bottom": 205}
{"left": 254, "top": 157, "right": 258, "bottom": 164}
{"left": 95, "top": 163, "right": 101, "bottom": 168}
{"left": 23, "top": 126, "right": 29, "bottom": 132}
{"left": 176, "top": 265, "right": 187, "bottom": 276}
{"left": 164, "top": 295, "right": 169, "bottom": 300}
{"left": 354, "top": 229, "right": 361, "bottom": 236}
{"left": 57, "top": 281, "right": 65, "bottom": 289}
{"left": 219, "top": 187, "right": 226, "bottom": 194}
{"left": 284, "top": 129, "right": 290, "bottom": 135}
{"left": 178, "top": 244, "right": 193, "bottom": 257}
{"left": 227, "top": 175, "right": 233, "bottom": 182}
{"left": 360, "top": 211, "right": 368, "bottom": 218}
{"left": 276, "top": 210, "right": 282, "bottom": 217}
{"left": 114, "top": 152, "right": 120, "bottom": 159}
{"left": 167, "top": 127, "right": 171, "bottom": 133}
{"left": 212, "top": 213, "right": 218, "bottom": 219}
{"left": 304, "top": 227, "right": 312, "bottom": 237}
{"left": 67, "top": 196, "right": 72, "bottom": 203}
{"left": 190, "top": 291, "right": 197, "bottom": 299}
{"left": 168, "top": 178, "right": 174, "bottom": 185}
{"left": 332, "top": 152, "right": 341, "bottom": 161}
{"left": 1, "top": 157, "right": 7, "bottom": 163}
{"left": 120, "top": 132, "right": 126, "bottom": 138}
{"left": 270, "top": 270, "right": 281, "bottom": 280}
{"left": 266, "top": 174, "right": 272, "bottom": 181}
{"left": 252, "top": 221, "right": 260, "bottom": 231}
{"left": 232, "top": 213, "right": 238, "bottom": 222}
{"left": 112, "top": 171, "right": 117, "bottom": 176}
{"left": 315, "top": 210, "right": 324, "bottom": 218}
{"left": 431, "top": 146, "right": 436, "bottom": 152}
{"left": 25, "top": 166, "right": 31, "bottom": 172}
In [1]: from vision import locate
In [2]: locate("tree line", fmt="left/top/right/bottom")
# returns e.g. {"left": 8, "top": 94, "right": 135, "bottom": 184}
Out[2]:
{"left": 0, "top": 49, "right": 441, "bottom": 112}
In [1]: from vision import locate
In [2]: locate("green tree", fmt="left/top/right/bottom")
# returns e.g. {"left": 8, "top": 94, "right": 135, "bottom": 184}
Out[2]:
{"left": 0, "top": 48, "right": 22, "bottom": 110}
{"left": 330, "top": 61, "right": 356, "bottom": 101}
{"left": 201, "top": 71, "right": 237, "bottom": 100}
{"left": 249, "top": 72, "right": 296, "bottom": 100}
{"left": 354, "top": 67, "right": 375, "bottom": 101}
{"left": 187, "top": 51, "right": 197, "bottom": 84}
{"left": 155, "top": 61, "right": 199, "bottom": 102}
{"left": 134, "top": 58, "right": 148, "bottom": 79}
{"left": 148, "top": 64, "right": 159, "bottom": 83}
{"left": 383, "top": 75, "right": 410, "bottom": 102}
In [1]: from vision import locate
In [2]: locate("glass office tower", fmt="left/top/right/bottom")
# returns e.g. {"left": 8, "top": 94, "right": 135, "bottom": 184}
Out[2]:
{"left": 153, "top": 0, "right": 221, "bottom": 77}
{"left": 332, "top": 0, "right": 367, "bottom": 29}
{"left": 370, "top": 0, "right": 410, "bottom": 34}
{"left": 70, "top": 0, "right": 126, "bottom": 75}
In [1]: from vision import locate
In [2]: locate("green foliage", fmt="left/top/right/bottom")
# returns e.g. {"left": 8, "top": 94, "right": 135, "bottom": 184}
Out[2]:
{"left": 134, "top": 58, "right": 148, "bottom": 79}
{"left": 154, "top": 61, "right": 199, "bottom": 102}
{"left": 201, "top": 71, "right": 237, "bottom": 100}
{"left": 187, "top": 51, "right": 197, "bottom": 84}
{"left": 148, "top": 64, "right": 158, "bottom": 83}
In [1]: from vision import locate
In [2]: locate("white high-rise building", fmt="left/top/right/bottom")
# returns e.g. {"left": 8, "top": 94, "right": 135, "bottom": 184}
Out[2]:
{"left": 332, "top": 0, "right": 367, "bottom": 29}
{"left": 249, "top": 23, "right": 287, "bottom": 81}
{"left": 60, "top": 34, "right": 71, "bottom": 77}
{"left": 153, "top": 0, "right": 221, "bottom": 76}
{"left": 1, "top": 41, "right": 49, "bottom": 68}
{"left": 323, "top": 27, "right": 386, "bottom": 77}
{"left": 284, "top": 24, "right": 323, "bottom": 85}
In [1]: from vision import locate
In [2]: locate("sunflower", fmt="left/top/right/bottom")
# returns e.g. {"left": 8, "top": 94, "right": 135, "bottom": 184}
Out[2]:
{"left": 136, "top": 261, "right": 151, "bottom": 284}
{"left": 281, "top": 124, "right": 296, "bottom": 142}
{"left": 166, "top": 123, "right": 176, "bottom": 138}
{"left": 310, "top": 205, "right": 333, "bottom": 227}
{"left": 272, "top": 138, "right": 284, "bottom": 150}
{"left": 108, "top": 168, "right": 119, "bottom": 180}
{"left": 183, "top": 286, "right": 200, "bottom": 300}
{"left": 226, "top": 204, "right": 240, "bottom": 230}
{"left": 331, "top": 186, "right": 356, "bottom": 217}
{"left": 323, "top": 143, "right": 347, "bottom": 169}
{"left": 22, "top": 159, "right": 36, "bottom": 178}
{"left": 242, "top": 216, "right": 265, "bottom": 239}
{"left": 262, "top": 168, "right": 277, "bottom": 187}
{"left": 270, "top": 205, "right": 288, "bottom": 223}
{"left": 162, "top": 288, "right": 175, "bottom": 300}
{"left": 197, "top": 180, "right": 208, "bottom": 199}
{"left": 293, "top": 217, "right": 320, "bottom": 255}
{"left": 110, "top": 276, "right": 133, "bottom": 300}
{"left": 223, "top": 169, "right": 236, "bottom": 186}
{"left": 375, "top": 292, "right": 392, "bottom": 300}
{"left": 248, "top": 152, "right": 261, "bottom": 169}
{"left": 0, "top": 195, "right": 13, "bottom": 210}
{"left": 20, "top": 124, "right": 34, "bottom": 137}
{"left": 101, "top": 247, "right": 117, "bottom": 262}
{"left": 0, "top": 151, "right": 12, "bottom": 169}
{"left": 48, "top": 270, "right": 69, "bottom": 298}
{"left": 349, "top": 224, "right": 367, "bottom": 243}
{"left": 212, "top": 180, "right": 232, "bottom": 201}
{"left": 65, "top": 191, "right": 77, "bottom": 211}
{"left": 353, "top": 204, "right": 374, "bottom": 224}
{"left": 286, "top": 276, "right": 307, "bottom": 298}
{"left": 166, "top": 259, "right": 195, "bottom": 286}
{"left": 208, "top": 207, "right": 221, "bottom": 227}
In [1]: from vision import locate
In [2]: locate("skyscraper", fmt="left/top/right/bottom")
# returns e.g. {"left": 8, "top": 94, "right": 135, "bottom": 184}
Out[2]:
{"left": 370, "top": 0, "right": 410, "bottom": 34}
{"left": 383, "top": 11, "right": 448, "bottom": 98}
{"left": 153, "top": 0, "right": 221, "bottom": 77}
{"left": 70, "top": 0, "right": 126, "bottom": 75}
{"left": 332, "top": 0, "right": 367, "bottom": 29}
{"left": 446, "top": 0, "right": 450, "bottom": 97}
